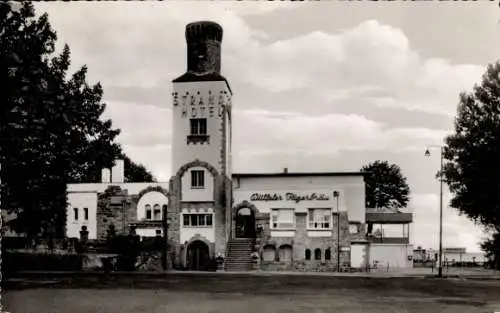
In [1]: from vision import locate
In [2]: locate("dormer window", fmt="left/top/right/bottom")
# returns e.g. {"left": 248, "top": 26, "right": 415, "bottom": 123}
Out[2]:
{"left": 188, "top": 118, "right": 209, "bottom": 144}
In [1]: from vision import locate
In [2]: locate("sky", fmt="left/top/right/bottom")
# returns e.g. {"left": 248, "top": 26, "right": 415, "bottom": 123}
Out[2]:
{"left": 34, "top": 1, "right": 500, "bottom": 253}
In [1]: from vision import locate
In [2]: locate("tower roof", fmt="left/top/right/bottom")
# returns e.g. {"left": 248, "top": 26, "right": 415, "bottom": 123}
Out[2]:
{"left": 185, "top": 21, "right": 223, "bottom": 43}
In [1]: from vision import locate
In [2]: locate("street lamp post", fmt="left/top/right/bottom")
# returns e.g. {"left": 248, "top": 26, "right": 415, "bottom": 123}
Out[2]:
{"left": 333, "top": 191, "right": 340, "bottom": 272}
{"left": 425, "top": 145, "right": 444, "bottom": 278}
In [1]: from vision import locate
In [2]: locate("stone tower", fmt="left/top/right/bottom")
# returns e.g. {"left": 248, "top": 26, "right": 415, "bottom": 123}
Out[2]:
{"left": 168, "top": 21, "right": 233, "bottom": 270}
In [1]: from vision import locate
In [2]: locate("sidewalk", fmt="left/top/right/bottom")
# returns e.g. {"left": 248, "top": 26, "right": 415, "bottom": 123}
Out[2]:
{"left": 11, "top": 267, "right": 500, "bottom": 280}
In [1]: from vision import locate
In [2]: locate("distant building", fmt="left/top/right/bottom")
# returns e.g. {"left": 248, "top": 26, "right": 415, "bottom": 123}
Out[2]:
{"left": 66, "top": 21, "right": 414, "bottom": 272}
{"left": 443, "top": 247, "right": 487, "bottom": 265}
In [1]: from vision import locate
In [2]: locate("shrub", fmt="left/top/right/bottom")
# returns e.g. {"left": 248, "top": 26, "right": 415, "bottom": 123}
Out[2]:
{"left": 3, "top": 252, "right": 84, "bottom": 276}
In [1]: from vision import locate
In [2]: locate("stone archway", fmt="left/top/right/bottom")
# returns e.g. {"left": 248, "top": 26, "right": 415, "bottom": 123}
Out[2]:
{"left": 175, "top": 159, "right": 219, "bottom": 178}
{"left": 186, "top": 240, "right": 210, "bottom": 271}
{"left": 182, "top": 234, "right": 214, "bottom": 271}
{"left": 137, "top": 185, "right": 169, "bottom": 199}
{"left": 233, "top": 201, "right": 258, "bottom": 239}
{"left": 174, "top": 159, "right": 220, "bottom": 200}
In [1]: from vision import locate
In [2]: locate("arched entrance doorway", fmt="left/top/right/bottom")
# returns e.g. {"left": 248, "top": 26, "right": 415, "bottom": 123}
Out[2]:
{"left": 235, "top": 207, "right": 256, "bottom": 238}
{"left": 186, "top": 240, "right": 210, "bottom": 271}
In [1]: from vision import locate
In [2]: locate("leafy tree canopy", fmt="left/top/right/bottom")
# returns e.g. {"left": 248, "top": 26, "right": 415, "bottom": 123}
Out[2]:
{"left": 0, "top": 2, "right": 155, "bottom": 239}
{"left": 361, "top": 160, "right": 411, "bottom": 209}
{"left": 442, "top": 61, "right": 500, "bottom": 268}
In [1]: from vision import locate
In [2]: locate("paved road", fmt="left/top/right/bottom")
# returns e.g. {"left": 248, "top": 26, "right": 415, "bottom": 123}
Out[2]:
{"left": 4, "top": 272, "right": 500, "bottom": 313}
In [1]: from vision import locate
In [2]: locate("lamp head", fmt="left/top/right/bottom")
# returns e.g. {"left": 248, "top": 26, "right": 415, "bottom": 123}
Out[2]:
{"left": 424, "top": 148, "right": 431, "bottom": 157}
{"left": 333, "top": 191, "right": 339, "bottom": 198}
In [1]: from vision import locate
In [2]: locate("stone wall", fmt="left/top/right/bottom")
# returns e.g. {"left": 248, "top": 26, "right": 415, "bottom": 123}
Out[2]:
{"left": 214, "top": 174, "right": 227, "bottom": 256}
{"left": 258, "top": 211, "right": 352, "bottom": 272}
{"left": 167, "top": 176, "right": 182, "bottom": 269}
{"left": 260, "top": 260, "right": 339, "bottom": 272}
{"left": 96, "top": 186, "right": 130, "bottom": 239}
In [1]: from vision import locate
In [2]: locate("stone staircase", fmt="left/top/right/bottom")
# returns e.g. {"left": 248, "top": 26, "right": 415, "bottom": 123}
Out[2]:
{"left": 224, "top": 238, "right": 255, "bottom": 272}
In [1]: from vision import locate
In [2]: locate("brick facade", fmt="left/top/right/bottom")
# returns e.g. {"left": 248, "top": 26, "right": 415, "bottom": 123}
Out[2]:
{"left": 254, "top": 210, "right": 354, "bottom": 272}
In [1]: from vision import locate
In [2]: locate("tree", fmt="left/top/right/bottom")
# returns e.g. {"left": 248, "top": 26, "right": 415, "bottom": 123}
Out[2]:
{"left": 0, "top": 2, "right": 155, "bottom": 240}
{"left": 122, "top": 154, "right": 155, "bottom": 183}
{"left": 361, "top": 160, "right": 411, "bottom": 209}
{"left": 441, "top": 61, "right": 500, "bottom": 268}
{"left": 1, "top": 2, "right": 68, "bottom": 239}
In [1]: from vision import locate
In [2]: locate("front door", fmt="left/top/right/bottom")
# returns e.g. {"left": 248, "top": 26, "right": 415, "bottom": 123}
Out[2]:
{"left": 187, "top": 240, "right": 210, "bottom": 271}
{"left": 235, "top": 208, "right": 256, "bottom": 238}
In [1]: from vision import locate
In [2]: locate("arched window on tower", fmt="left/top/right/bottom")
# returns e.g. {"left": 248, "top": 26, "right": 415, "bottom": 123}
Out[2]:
{"left": 145, "top": 204, "right": 152, "bottom": 220}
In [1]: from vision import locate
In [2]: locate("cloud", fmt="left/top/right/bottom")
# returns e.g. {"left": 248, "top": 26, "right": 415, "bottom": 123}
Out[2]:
{"left": 36, "top": 4, "right": 484, "bottom": 117}
{"left": 232, "top": 20, "right": 484, "bottom": 116}
{"left": 233, "top": 109, "right": 447, "bottom": 156}
{"left": 409, "top": 193, "right": 487, "bottom": 253}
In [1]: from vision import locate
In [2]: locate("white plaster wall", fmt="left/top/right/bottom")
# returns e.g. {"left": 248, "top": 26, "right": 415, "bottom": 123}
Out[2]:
{"left": 270, "top": 231, "right": 295, "bottom": 237}
{"left": 136, "top": 228, "right": 162, "bottom": 238}
{"left": 307, "top": 231, "right": 333, "bottom": 237}
{"left": 234, "top": 188, "right": 346, "bottom": 214}
{"left": 67, "top": 192, "right": 98, "bottom": 239}
{"left": 369, "top": 244, "right": 414, "bottom": 268}
{"left": 136, "top": 191, "right": 168, "bottom": 220}
{"left": 225, "top": 108, "right": 232, "bottom": 176}
{"left": 180, "top": 227, "right": 215, "bottom": 244}
{"left": 179, "top": 208, "right": 215, "bottom": 244}
{"left": 350, "top": 244, "right": 367, "bottom": 268}
{"left": 233, "top": 175, "right": 365, "bottom": 223}
{"left": 181, "top": 166, "right": 215, "bottom": 202}
{"left": 171, "top": 81, "right": 231, "bottom": 175}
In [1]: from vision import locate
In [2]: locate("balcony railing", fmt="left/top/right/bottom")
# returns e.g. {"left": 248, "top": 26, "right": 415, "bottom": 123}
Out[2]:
{"left": 368, "top": 236, "right": 410, "bottom": 244}
{"left": 366, "top": 212, "right": 413, "bottom": 224}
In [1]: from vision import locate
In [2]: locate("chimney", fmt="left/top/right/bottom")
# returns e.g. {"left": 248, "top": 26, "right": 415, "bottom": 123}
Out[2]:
{"left": 101, "top": 168, "right": 111, "bottom": 183}
{"left": 111, "top": 159, "right": 125, "bottom": 183}
{"left": 283, "top": 168, "right": 288, "bottom": 174}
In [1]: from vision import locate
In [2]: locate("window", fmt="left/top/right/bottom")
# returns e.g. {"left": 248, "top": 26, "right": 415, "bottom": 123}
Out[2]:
{"left": 145, "top": 204, "right": 152, "bottom": 220}
{"left": 182, "top": 213, "right": 213, "bottom": 227}
{"left": 74, "top": 208, "right": 79, "bottom": 221}
{"left": 325, "top": 248, "right": 331, "bottom": 260}
{"left": 270, "top": 209, "right": 295, "bottom": 229}
{"left": 153, "top": 204, "right": 161, "bottom": 220}
{"left": 191, "top": 170, "right": 205, "bottom": 188}
{"left": 263, "top": 245, "right": 276, "bottom": 262}
{"left": 83, "top": 208, "right": 89, "bottom": 220}
{"left": 155, "top": 229, "right": 162, "bottom": 236}
{"left": 308, "top": 208, "right": 331, "bottom": 230}
{"left": 279, "top": 245, "right": 293, "bottom": 262}
{"left": 314, "top": 248, "right": 322, "bottom": 260}
{"left": 190, "top": 118, "right": 207, "bottom": 135}
{"left": 305, "top": 249, "right": 311, "bottom": 260}
{"left": 349, "top": 224, "right": 359, "bottom": 234}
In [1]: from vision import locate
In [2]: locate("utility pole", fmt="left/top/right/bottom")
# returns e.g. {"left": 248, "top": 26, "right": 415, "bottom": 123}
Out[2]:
{"left": 425, "top": 145, "right": 444, "bottom": 278}
{"left": 333, "top": 191, "right": 340, "bottom": 272}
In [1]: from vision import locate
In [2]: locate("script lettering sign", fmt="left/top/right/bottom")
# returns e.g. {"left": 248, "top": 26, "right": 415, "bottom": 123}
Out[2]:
{"left": 249, "top": 192, "right": 330, "bottom": 203}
